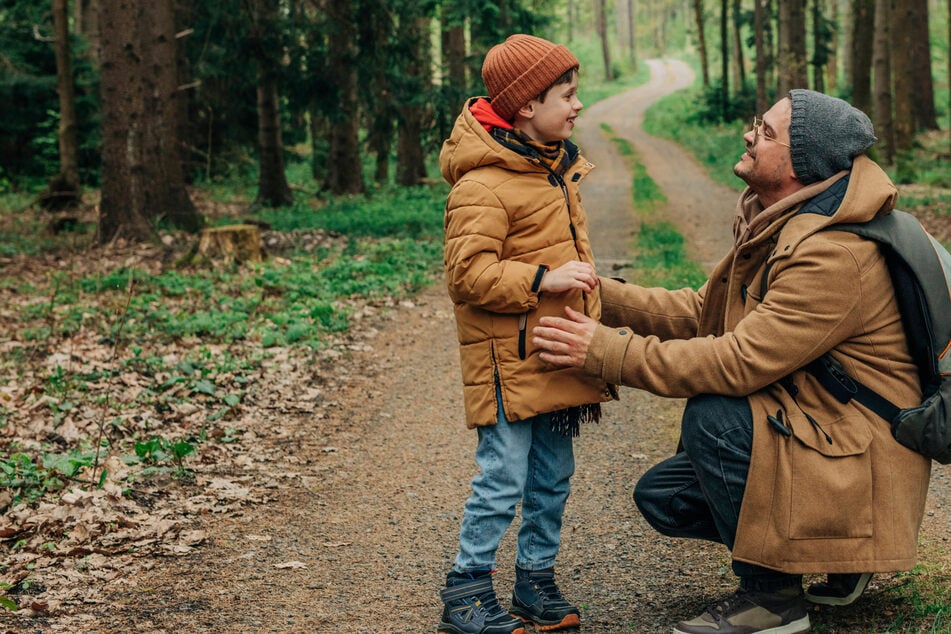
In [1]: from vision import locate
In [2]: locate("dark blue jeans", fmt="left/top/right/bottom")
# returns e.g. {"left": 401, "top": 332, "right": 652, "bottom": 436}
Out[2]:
{"left": 633, "top": 394, "right": 800, "bottom": 592}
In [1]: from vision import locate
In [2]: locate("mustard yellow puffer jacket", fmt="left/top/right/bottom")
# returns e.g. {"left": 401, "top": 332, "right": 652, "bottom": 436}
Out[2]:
{"left": 441, "top": 98, "right": 615, "bottom": 428}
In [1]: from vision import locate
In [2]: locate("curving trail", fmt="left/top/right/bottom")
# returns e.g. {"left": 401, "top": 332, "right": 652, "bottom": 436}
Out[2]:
{"left": 575, "top": 58, "right": 739, "bottom": 272}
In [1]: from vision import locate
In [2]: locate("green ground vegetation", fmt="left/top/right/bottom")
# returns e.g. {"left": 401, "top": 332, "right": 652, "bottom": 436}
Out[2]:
{"left": 0, "top": 169, "right": 447, "bottom": 504}
{"left": 601, "top": 123, "right": 708, "bottom": 290}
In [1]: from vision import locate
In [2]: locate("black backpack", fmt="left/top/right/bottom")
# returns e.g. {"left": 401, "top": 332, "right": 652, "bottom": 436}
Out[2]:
{"left": 762, "top": 210, "right": 951, "bottom": 463}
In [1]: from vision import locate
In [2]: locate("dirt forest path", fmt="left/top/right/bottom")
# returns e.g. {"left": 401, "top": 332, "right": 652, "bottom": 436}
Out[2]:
{"left": 574, "top": 58, "right": 738, "bottom": 271}
{"left": 27, "top": 60, "right": 949, "bottom": 634}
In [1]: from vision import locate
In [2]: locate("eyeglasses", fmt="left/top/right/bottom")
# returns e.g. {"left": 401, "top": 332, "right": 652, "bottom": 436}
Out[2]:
{"left": 750, "top": 116, "right": 791, "bottom": 148}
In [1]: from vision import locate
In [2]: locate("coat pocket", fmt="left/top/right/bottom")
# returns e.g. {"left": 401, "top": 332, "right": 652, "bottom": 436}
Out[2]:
{"left": 788, "top": 416, "right": 874, "bottom": 540}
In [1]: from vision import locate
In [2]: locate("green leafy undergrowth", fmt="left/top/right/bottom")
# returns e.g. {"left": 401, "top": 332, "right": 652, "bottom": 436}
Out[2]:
{"left": 14, "top": 237, "right": 440, "bottom": 349}
{"left": 235, "top": 183, "right": 447, "bottom": 240}
{"left": 0, "top": 231, "right": 441, "bottom": 510}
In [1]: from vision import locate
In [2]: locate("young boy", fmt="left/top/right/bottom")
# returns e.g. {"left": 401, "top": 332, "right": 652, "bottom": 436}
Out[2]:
{"left": 437, "top": 34, "right": 616, "bottom": 634}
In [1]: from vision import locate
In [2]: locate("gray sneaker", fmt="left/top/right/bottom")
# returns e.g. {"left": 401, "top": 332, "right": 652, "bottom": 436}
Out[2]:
{"left": 804, "top": 573, "right": 872, "bottom": 606}
{"left": 672, "top": 587, "right": 810, "bottom": 634}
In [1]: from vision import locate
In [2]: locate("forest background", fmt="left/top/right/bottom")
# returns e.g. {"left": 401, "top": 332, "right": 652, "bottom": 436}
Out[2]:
{"left": 0, "top": 0, "right": 949, "bottom": 625}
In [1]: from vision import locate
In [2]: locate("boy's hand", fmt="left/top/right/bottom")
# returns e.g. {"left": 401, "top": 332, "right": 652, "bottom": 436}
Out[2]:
{"left": 538, "top": 261, "right": 599, "bottom": 293}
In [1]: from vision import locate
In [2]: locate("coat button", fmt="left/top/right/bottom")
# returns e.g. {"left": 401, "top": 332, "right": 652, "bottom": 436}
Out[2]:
{"left": 618, "top": 329, "right": 628, "bottom": 335}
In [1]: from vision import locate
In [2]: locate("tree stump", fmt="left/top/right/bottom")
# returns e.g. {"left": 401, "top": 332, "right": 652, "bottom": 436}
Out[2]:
{"left": 195, "top": 224, "right": 263, "bottom": 265}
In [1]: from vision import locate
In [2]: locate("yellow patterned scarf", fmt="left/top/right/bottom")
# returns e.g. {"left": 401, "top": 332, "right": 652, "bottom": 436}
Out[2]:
{"left": 491, "top": 127, "right": 573, "bottom": 177}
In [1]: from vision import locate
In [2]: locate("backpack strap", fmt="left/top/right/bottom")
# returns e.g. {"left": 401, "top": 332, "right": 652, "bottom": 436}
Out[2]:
{"left": 757, "top": 225, "right": 903, "bottom": 425}
{"left": 803, "top": 354, "right": 901, "bottom": 423}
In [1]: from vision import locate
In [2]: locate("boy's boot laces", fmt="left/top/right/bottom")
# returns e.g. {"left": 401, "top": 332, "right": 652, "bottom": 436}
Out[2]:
{"left": 509, "top": 567, "right": 580, "bottom": 631}
{"left": 437, "top": 571, "right": 526, "bottom": 634}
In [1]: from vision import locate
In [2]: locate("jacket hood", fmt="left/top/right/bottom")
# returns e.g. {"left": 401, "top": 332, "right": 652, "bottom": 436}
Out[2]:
{"left": 734, "top": 154, "right": 897, "bottom": 247}
{"left": 439, "top": 97, "right": 580, "bottom": 186}
{"left": 440, "top": 98, "right": 516, "bottom": 186}
{"left": 835, "top": 154, "right": 898, "bottom": 223}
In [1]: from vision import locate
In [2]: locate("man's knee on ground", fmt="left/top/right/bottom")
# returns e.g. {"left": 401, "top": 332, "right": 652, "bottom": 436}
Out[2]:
{"left": 633, "top": 466, "right": 677, "bottom": 536}
{"left": 680, "top": 393, "right": 753, "bottom": 453}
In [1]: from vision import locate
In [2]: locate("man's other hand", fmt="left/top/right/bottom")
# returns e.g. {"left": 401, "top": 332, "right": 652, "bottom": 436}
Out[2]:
{"left": 533, "top": 306, "right": 597, "bottom": 368}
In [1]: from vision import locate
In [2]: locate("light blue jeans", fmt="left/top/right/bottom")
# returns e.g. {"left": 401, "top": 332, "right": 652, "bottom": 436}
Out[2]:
{"left": 453, "top": 389, "right": 575, "bottom": 573}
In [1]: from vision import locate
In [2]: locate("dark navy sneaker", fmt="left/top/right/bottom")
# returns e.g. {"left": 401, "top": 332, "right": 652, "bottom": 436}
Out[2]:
{"left": 805, "top": 573, "right": 872, "bottom": 606}
{"left": 509, "top": 567, "right": 581, "bottom": 631}
{"left": 437, "top": 571, "right": 526, "bottom": 634}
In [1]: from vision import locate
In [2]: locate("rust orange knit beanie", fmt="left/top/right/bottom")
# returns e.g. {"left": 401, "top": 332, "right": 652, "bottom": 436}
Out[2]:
{"left": 481, "top": 34, "right": 579, "bottom": 121}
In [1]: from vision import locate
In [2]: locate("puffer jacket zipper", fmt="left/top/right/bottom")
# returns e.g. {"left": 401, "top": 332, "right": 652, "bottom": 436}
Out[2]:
{"left": 517, "top": 313, "right": 528, "bottom": 359}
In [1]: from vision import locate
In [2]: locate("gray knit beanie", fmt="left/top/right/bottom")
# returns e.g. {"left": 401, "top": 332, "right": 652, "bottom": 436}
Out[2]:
{"left": 787, "top": 89, "right": 877, "bottom": 184}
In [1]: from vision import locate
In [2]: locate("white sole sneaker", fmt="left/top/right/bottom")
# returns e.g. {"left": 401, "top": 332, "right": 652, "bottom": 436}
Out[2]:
{"left": 804, "top": 572, "right": 872, "bottom": 606}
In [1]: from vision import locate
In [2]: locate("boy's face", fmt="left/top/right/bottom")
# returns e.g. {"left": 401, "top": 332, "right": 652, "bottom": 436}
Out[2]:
{"left": 516, "top": 73, "right": 583, "bottom": 144}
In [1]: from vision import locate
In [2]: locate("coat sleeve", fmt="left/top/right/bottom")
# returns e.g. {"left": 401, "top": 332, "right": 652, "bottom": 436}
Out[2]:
{"left": 444, "top": 179, "right": 543, "bottom": 314}
{"left": 598, "top": 276, "right": 704, "bottom": 339}
{"left": 586, "top": 238, "right": 868, "bottom": 397}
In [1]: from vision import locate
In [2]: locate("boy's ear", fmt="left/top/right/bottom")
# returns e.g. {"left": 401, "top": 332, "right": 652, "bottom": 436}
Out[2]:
{"left": 516, "top": 101, "right": 536, "bottom": 120}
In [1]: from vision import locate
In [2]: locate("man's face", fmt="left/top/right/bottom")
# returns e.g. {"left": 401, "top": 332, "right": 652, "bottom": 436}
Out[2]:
{"left": 733, "top": 98, "right": 795, "bottom": 196}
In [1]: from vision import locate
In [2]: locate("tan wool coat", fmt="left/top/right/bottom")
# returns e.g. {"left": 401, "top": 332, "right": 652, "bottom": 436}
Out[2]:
{"left": 587, "top": 155, "right": 931, "bottom": 573}
{"left": 441, "top": 98, "right": 615, "bottom": 428}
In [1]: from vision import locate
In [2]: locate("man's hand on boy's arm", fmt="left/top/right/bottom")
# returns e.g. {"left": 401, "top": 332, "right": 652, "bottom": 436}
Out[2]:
{"left": 538, "top": 261, "right": 599, "bottom": 294}
{"left": 533, "top": 306, "right": 597, "bottom": 368}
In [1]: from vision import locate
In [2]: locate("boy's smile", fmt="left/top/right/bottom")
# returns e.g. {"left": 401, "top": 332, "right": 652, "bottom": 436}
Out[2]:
{"left": 518, "top": 75, "right": 583, "bottom": 144}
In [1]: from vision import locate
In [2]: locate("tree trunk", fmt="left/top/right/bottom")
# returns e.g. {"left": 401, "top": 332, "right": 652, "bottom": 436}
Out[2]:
{"left": 596, "top": 0, "right": 614, "bottom": 81}
{"left": 872, "top": 0, "right": 893, "bottom": 164}
{"left": 849, "top": 0, "right": 874, "bottom": 113}
{"left": 396, "top": 16, "right": 429, "bottom": 186}
{"left": 731, "top": 0, "right": 745, "bottom": 91}
{"left": 43, "top": 0, "right": 82, "bottom": 211}
{"left": 693, "top": 0, "right": 710, "bottom": 86}
{"left": 98, "top": 0, "right": 202, "bottom": 243}
{"left": 446, "top": 25, "right": 466, "bottom": 90}
{"left": 440, "top": 2, "right": 467, "bottom": 145}
{"left": 255, "top": 73, "right": 293, "bottom": 207}
{"left": 364, "top": 0, "right": 395, "bottom": 184}
{"left": 908, "top": 0, "right": 936, "bottom": 130}
{"left": 98, "top": 0, "right": 153, "bottom": 243}
{"left": 309, "top": 105, "right": 329, "bottom": 184}
{"left": 249, "top": 0, "right": 293, "bottom": 207}
{"left": 720, "top": 0, "right": 729, "bottom": 115}
{"left": 628, "top": 0, "right": 637, "bottom": 68}
{"left": 655, "top": 3, "right": 670, "bottom": 54}
{"left": 812, "top": 0, "right": 825, "bottom": 92}
{"left": 764, "top": 0, "right": 776, "bottom": 97}
{"left": 754, "top": 0, "right": 768, "bottom": 114}
{"left": 888, "top": 0, "right": 913, "bottom": 152}
{"left": 325, "top": 0, "right": 365, "bottom": 194}
{"left": 825, "top": 0, "right": 839, "bottom": 92}
{"left": 75, "top": 0, "right": 99, "bottom": 61}
{"left": 777, "top": 0, "right": 807, "bottom": 94}
{"left": 142, "top": 0, "right": 203, "bottom": 230}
